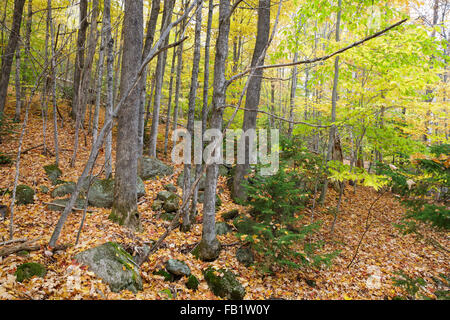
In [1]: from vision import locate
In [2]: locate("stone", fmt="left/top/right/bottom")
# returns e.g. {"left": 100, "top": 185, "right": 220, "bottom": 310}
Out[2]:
{"left": 203, "top": 267, "right": 246, "bottom": 300}
{"left": 75, "top": 242, "right": 143, "bottom": 293}
{"left": 215, "top": 222, "right": 232, "bottom": 235}
{"left": 43, "top": 164, "right": 62, "bottom": 185}
{"left": 222, "top": 209, "right": 239, "bottom": 221}
{"left": 236, "top": 246, "right": 254, "bottom": 267}
{"left": 51, "top": 182, "right": 76, "bottom": 198}
{"left": 138, "top": 156, "right": 173, "bottom": 180}
{"left": 152, "top": 199, "right": 164, "bottom": 211}
{"left": 87, "top": 177, "right": 145, "bottom": 208}
{"left": 164, "top": 184, "right": 177, "bottom": 193}
{"left": 15, "top": 263, "right": 46, "bottom": 282}
{"left": 165, "top": 259, "right": 191, "bottom": 277}
{"left": 156, "top": 190, "right": 174, "bottom": 202}
{"left": 39, "top": 185, "right": 49, "bottom": 194}
{"left": 15, "top": 185, "right": 34, "bottom": 205}
{"left": 163, "top": 195, "right": 179, "bottom": 213}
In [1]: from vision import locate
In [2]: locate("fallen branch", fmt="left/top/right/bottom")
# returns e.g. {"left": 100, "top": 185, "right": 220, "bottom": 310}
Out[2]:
{"left": 43, "top": 202, "right": 95, "bottom": 212}
{"left": 0, "top": 238, "right": 27, "bottom": 247}
{"left": 0, "top": 238, "right": 42, "bottom": 257}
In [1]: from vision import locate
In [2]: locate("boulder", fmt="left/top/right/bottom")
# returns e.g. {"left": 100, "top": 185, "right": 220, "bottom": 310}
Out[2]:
{"left": 15, "top": 263, "right": 46, "bottom": 282}
{"left": 236, "top": 246, "right": 254, "bottom": 267}
{"left": 39, "top": 186, "right": 49, "bottom": 194}
{"left": 164, "top": 184, "right": 177, "bottom": 193}
{"left": 87, "top": 177, "right": 146, "bottom": 208}
{"left": 152, "top": 199, "right": 164, "bottom": 211}
{"left": 51, "top": 182, "right": 76, "bottom": 198}
{"left": 15, "top": 185, "right": 34, "bottom": 205}
{"left": 203, "top": 267, "right": 246, "bottom": 300}
{"left": 165, "top": 259, "right": 191, "bottom": 277}
{"left": 138, "top": 156, "right": 173, "bottom": 180}
{"left": 75, "top": 242, "right": 143, "bottom": 293}
{"left": 163, "top": 195, "right": 179, "bottom": 213}
{"left": 216, "top": 222, "right": 232, "bottom": 235}
{"left": 43, "top": 164, "right": 62, "bottom": 185}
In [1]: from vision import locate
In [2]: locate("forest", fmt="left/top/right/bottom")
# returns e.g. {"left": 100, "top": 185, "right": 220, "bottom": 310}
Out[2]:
{"left": 0, "top": 0, "right": 448, "bottom": 301}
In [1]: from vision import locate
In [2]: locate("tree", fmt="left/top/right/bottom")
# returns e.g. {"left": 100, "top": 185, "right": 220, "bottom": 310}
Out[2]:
{"left": 232, "top": 0, "right": 271, "bottom": 201}
{"left": 0, "top": 0, "right": 26, "bottom": 116}
{"left": 109, "top": 0, "right": 144, "bottom": 231}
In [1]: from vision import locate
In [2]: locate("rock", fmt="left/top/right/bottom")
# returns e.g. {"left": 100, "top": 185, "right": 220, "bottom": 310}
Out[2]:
{"left": 165, "top": 259, "right": 191, "bottom": 277}
{"left": 0, "top": 205, "right": 9, "bottom": 220}
{"left": 203, "top": 267, "right": 246, "bottom": 300}
{"left": 44, "top": 164, "right": 62, "bottom": 185}
{"left": 39, "top": 186, "right": 49, "bottom": 194}
{"left": 46, "top": 198, "right": 87, "bottom": 211}
{"left": 87, "top": 177, "right": 145, "bottom": 208}
{"left": 216, "top": 222, "right": 232, "bottom": 235}
{"left": 138, "top": 156, "right": 173, "bottom": 180}
{"left": 222, "top": 209, "right": 239, "bottom": 221}
{"left": 75, "top": 242, "right": 143, "bottom": 293}
{"left": 186, "top": 275, "right": 199, "bottom": 290}
{"left": 236, "top": 246, "right": 254, "bottom": 267}
{"left": 152, "top": 199, "right": 164, "bottom": 211}
{"left": 131, "top": 245, "right": 151, "bottom": 266}
{"left": 153, "top": 269, "right": 174, "bottom": 282}
{"left": 51, "top": 182, "right": 76, "bottom": 198}
{"left": 161, "top": 212, "right": 175, "bottom": 221}
{"left": 15, "top": 185, "right": 34, "bottom": 205}
{"left": 156, "top": 190, "right": 174, "bottom": 202}
{"left": 164, "top": 184, "right": 177, "bottom": 193}
{"left": 163, "top": 195, "right": 179, "bottom": 213}
{"left": 15, "top": 263, "right": 46, "bottom": 282}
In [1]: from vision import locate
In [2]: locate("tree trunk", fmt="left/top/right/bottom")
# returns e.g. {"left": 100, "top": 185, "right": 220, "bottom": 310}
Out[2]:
{"left": 197, "top": 0, "right": 231, "bottom": 262}
{"left": 148, "top": 0, "right": 174, "bottom": 158}
{"left": 232, "top": 0, "right": 271, "bottom": 201}
{"left": 181, "top": 1, "right": 203, "bottom": 232}
{"left": 0, "top": 0, "right": 26, "bottom": 115}
{"left": 104, "top": 0, "right": 114, "bottom": 179}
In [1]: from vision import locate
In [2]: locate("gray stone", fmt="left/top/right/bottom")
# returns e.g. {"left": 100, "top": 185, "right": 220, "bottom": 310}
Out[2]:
{"left": 156, "top": 190, "right": 174, "bottom": 202}
{"left": 216, "top": 222, "right": 232, "bottom": 235}
{"left": 87, "top": 177, "right": 146, "bottom": 208}
{"left": 163, "top": 195, "right": 179, "bottom": 213}
{"left": 164, "top": 184, "right": 177, "bottom": 192}
{"left": 75, "top": 242, "right": 142, "bottom": 293}
{"left": 138, "top": 156, "right": 173, "bottom": 180}
{"left": 15, "top": 263, "right": 46, "bottom": 282}
{"left": 165, "top": 259, "right": 191, "bottom": 277}
{"left": 152, "top": 199, "right": 164, "bottom": 211}
{"left": 236, "top": 246, "right": 254, "bottom": 267}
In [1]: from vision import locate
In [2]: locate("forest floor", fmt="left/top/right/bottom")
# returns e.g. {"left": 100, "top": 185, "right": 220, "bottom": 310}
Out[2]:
{"left": 0, "top": 100, "right": 448, "bottom": 300}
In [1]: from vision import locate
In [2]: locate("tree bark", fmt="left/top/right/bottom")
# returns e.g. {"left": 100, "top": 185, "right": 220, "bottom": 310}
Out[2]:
{"left": 0, "top": 0, "right": 26, "bottom": 115}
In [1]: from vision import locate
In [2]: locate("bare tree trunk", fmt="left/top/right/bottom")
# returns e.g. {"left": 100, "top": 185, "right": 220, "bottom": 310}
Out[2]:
{"left": 287, "top": 51, "right": 298, "bottom": 137}
{"left": 232, "top": 0, "right": 271, "bottom": 201}
{"left": 21, "top": 0, "right": 32, "bottom": 104}
{"left": 181, "top": 1, "right": 203, "bottom": 232}
{"left": 172, "top": 13, "right": 186, "bottom": 131}
{"left": 319, "top": 0, "right": 342, "bottom": 205}
{"left": 148, "top": 0, "right": 175, "bottom": 158}
{"left": 104, "top": 0, "right": 114, "bottom": 179}
{"left": 163, "top": 32, "right": 178, "bottom": 155}
{"left": 48, "top": 1, "right": 60, "bottom": 166}
{"left": 196, "top": 0, "right": 231, "bottom": 261}
{"left": 13, "top": 46, "right": 21, "bottom": 122}
{"left": 109, "top": 0, "right": 144, "bottom": 231}
{"left": 71, "top": 0, "right": 88, "bottom": 119}
{"left": 0, "top": 0, "right": 26, "bottom": 115}
{"left": 138, "top": 0, "right": 161, "bottom": 156}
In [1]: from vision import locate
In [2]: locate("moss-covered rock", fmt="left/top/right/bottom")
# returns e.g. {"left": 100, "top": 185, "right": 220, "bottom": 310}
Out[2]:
{"left": 192, "top": 238, "right": 221, "bottom": 262}
{"left": 39, "top": 185, "right": 49, "bottom": 194}
{"left": 152, "top": 199, "right": 164, "bottom": 211}
{"left": 75, "top": 242, "right": 143, "bottom": 293}
{"left": 164, "top": 184, "right": 177, "bottom": 193}
{"left": 15, "top": 263, "right": 46, "bottom": 282}
{"left": 16, "top": 185, "right": 34, "bottom": 205}
{"left": 153, "top": 269, "right": 174, "bottom": 281}
{"left": 203, "top": 267, "right": 246, "bottom": 300}
{"left": 44, "top": 164, "right": 62, "bottom": 185}
{"left": 51, "top": 182, "right": 76, "bottom": 198}
{"left": 236, "top": 246, "right": 254, "bottom": 267}
{"left": 186, "top": 274, "right": 199, "bottom": 290}
{"left": 87, "top": 177, "right": 145, "bottom": 208}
